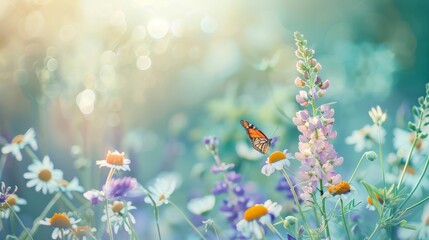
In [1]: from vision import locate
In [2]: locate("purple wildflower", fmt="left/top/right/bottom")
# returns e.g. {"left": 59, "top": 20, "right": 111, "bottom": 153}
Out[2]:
{"left": 212, "top": 181, "right": 229, "bottom": 195}
{"left": 0, "top": 182, "right": 17, "bottom": 204}
{"left": 83, "top": 189, "right": 104, "bottom": 205}
{"left": 292, "top": 32, "right": 344, "bottom": 203}
{"left": 103, "top": 177, "right": 138, "bottom": 199}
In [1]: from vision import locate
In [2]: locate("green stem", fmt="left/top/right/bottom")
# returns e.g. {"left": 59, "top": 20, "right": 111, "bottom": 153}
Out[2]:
{"left": 399, "top": 154, "right": 429, "bottom": 209}
{"left": 398, "top": 112, "right": 424, "bottom": 189}
{"left": 104, "top": 200, "right": 114, "bottom": 240}
{"left": 348, "top": 152, "right": 367, "bottom": 183}
{"left": 377, "top": 126, "right": 386, "bottom": 189}
{"left": 281, "top": 169, "right": 313, "bottom": 240}
{"left": 60, "top": 195, "right": 77, "bottom": 211}
{"left": 404, "top": 195, "right": 429, "bottom": 213}
{"left": 24, "top": 146, "right": 40, "bottom": 162}
{"left": 120, "top": 213, "right": 138, "bottom": 240}
{"left": 367, "top": 224, "right": 380, "bottom": 240}
{"left": 266, "top": 222, "right": 285, "bottom": 240}
{"left": 0, "top": 154, "right": 6, "bottom": 180}
{"left": 22, "top": 192, "right": 62, "bottom": 239}
{"left": 141, "top": 186, "right": 162, "bottom": 240}
{"left": 169, "top": 201, "right": 206, "bottom": 240}
{"left": 319, "top": 180, "right": 330, "bottom": 239}
{"left": 340, "top": 198, "right": 352, "bottom": 240}
{"left": 6, "top": 203, "right": 34, "bottom": 240}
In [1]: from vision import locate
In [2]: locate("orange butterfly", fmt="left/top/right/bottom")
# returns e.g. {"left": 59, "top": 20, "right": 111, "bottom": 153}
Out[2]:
{"left": 240, "top": 120, "right": 272, "bottom": 154}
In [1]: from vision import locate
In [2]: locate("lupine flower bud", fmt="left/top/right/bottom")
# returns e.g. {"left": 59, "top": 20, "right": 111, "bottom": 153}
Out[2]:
{"left": 296, "top": 61, "right": 306, "bottom": 74}
{"left": 314, "top": 75, "right": 322, "bottom": 85}
{"left": 314, "top": 63, "right": 322, "bottom": 72}
{"left": 320, "top": 80, "right": 330, "bottom": 90}
{"left": 310, "top": 58, "right": 317, "bottom": 68}
{"left": 295, "top": 77, "right": 306, "bottom": 87}
{"left": 282, "top": 216, "right": 298, "bottom": 228}
{"left": 296, "top": 91, "right": 309, "bottom": 107}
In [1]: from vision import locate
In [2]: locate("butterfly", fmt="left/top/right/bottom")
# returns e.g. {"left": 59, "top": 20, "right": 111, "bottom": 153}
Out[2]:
{"left": 240, "top": 120, "right": 272, "bottom": 154}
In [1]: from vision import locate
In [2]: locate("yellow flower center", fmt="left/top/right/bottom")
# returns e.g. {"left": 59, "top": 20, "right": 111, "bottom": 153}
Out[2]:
{"left": 158, "top": 194, "right": 165, "bottom": 202}
{"left": 105, "top": 151, "right": 125, "bottom": 166}
{"left": 243, "top": 205, "right": 268, "bottom": 221}
{"left": 367, "top": 193, "right": 383, "bottom": 206}
{"left": 57, "top": 179, "right": 69, "bottom": 187}
{"left": 328, "top": 181, "right": 351, "bottom": 196}
{"left": 49, "top": 213, "right": 71, "bottom": 228}
{"left": 12, "top": 134, "right": 25, "bottom": 144}
{"left": 112, "top": 201, "right": 124, "bottom": 213}
{"left": 73, "top": 226, "right": 93, "bottom": 237}
{"left": 38, "top": 169, "right": 52, "bottom": 182}
{"left": 268, "top": 151, "right": 286, "bottom": 164}
{"left": 1, "top": 194, "right": 17, "bottom": 209}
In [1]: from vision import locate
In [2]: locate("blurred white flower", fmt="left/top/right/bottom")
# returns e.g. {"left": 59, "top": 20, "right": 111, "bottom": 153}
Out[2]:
{"left": 101, "top": 201, "right": 136, "bottom": 235}
{"left": 1, "top": 194, "right": 27, "bottom": 219}
{"left": 187, "top": 195, "right": 215, "bottom": 215}
{"left": 236, "top": 141, "right": 263, "bottom": 161}
{"left": 394, "top": 128, "right": 429, "bottom": 163}
{"left": 1, "top": 128, "right": 38, "bottom": 161}
{"left": 144, "top": 177, "right": 176, "bottom": 207}
{"left": 58, "top": 177, "right": 84, "bottom": 199}
{"left": 346, "top": 124, "right": 384, "bottom": 152}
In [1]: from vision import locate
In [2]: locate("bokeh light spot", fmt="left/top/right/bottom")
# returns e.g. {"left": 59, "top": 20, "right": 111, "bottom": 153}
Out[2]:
{"left": 136, "top": 56, "right": 152, "bottom": 70}
{"left": 76, "top": 89, "right": 96, "bottom": 115}
{"left": 147, "top": 18, "right": 170, "bottom": 39}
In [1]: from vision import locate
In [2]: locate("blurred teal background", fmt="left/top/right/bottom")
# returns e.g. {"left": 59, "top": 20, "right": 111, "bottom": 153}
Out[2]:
{"left": 0, "top": 0, "right": 428, "bottom": 238}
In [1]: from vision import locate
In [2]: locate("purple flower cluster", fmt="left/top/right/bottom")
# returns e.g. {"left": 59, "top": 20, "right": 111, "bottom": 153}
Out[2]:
{"left": 292, "top": 32, "right": 344, "bottom": 203}
{"left": 204, "top": 136, "right": 251, "bottom": 238}
{"left": 0, "top": 182, "right": 17, "bottom": 204}
{"left": 103, "top": 177, "right": 138, "bottom": 199}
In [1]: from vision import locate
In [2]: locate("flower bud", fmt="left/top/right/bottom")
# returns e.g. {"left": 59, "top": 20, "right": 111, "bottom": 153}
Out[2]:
{"left": 314, "top": 75, "right": 322, "bottom": 85}
{"left": 282, "top": 216, "right": 298, "bottom": 229}
{"left": 365, "top": 151, "right": 377, "bottom": 161}
{"left": 310, "top": 58, "right": 317, "bottom": 68}
{"left": 314, "top": 63, "right": 322, "bottom": 72}
{"left": 320, "top": 80, "right": 330, "bottom": 90}
{"left": 295, "top": 77, "right": 306, "bottom": 87}
{"left": 296, "top": 61, "right": 306, "bottom": 74}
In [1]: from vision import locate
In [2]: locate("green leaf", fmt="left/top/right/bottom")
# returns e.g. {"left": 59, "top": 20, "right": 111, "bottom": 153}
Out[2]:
{"left": 398, "top": 220, "right": 417, "bottom": 230}
{"left": 408, "top": 122, "right": 417, "bottom": 131}
{"left": 6, "top": 236, "right": 19, "bottom": 240}
{"left": 412, "top": 106, "right": 420, "bottom": 116}
{"left": 361, "top": 181, "right": 383, "bottom": 217}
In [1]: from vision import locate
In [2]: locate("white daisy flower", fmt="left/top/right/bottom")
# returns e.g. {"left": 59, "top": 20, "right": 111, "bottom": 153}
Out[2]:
{"left": 23, "top": 156, "right": 63, "bottom": 194}
{"left": 96, "top": 150, "right": 131, "bottom": 171}
{"left": 187, "top": 195, "right": 216, "bottom": 215}
{"left": 101, "top": 201, "right": 136, "bottom": 235}
{"left": 261, "top": 150, "right": 292, "bottom": 176}
{"left": 393, "top": 128, "right": 429, "bottom": 164}
{"left": 1, "top": 194, "right": 27, "bottom": 219}
{"left": 1, "top": 128, "right": 38, "bottom": 161}
{"left": 236, "top": 200, "right": 282, "bottom": 239}
{"left": 40, "top": 212, "right": 81, "bottom": 239}
{"left": 398, "top": 204, "right": 429, "bottom": 239}
{"left": 144, "top": 177, "right": 176, "bottom": 207}
{"left": 58, "top": 177, "right": 84, "bottom": 199}
{"left": 345, "top": 124, "right": 384, "bottom": 152}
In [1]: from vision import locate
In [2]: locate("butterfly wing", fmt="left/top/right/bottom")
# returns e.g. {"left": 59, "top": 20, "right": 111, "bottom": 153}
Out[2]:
{"left": 240, "top": 120, "right": 271, "bottom": 154}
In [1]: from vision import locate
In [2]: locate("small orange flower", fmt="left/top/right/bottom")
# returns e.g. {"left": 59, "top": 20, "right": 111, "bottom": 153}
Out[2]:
{"left": 244, "top": 205, "right": 269, "bottom": 221}
{"left": 96, "top": 150, "right": 131, "bottom": 171}
{"left": 367, "top": 193, "right": 383, "bottom": 206}
{"left": 328, "top": 181, "right": 351, "bottom": 196}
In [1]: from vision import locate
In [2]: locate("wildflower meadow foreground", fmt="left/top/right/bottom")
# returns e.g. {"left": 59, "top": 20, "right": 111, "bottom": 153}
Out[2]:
{"left": 1, "top": 31, "right": 429, "bottom": 240}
